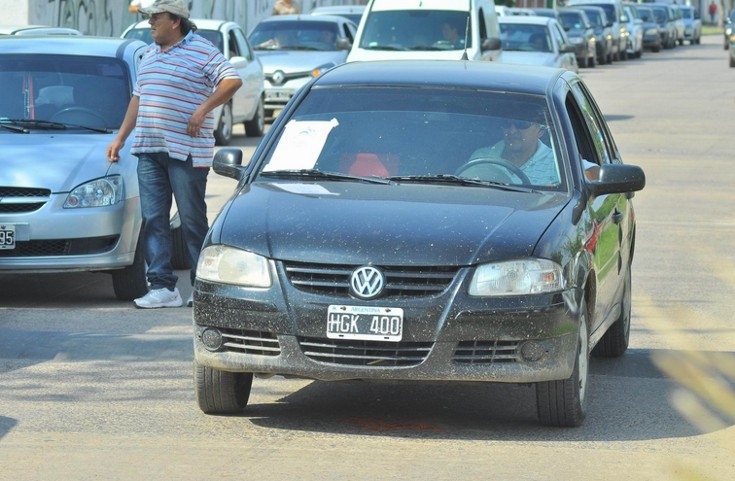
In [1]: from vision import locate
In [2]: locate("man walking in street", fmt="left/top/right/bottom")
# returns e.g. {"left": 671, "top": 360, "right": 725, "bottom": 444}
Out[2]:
{"left": 106, "top": 0, "right": 243, "bottom": 308}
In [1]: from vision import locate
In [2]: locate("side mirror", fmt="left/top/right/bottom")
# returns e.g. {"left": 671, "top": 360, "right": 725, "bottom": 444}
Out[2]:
{"left": 482, "top": 37, "right": 503, "bottom": 51}
{"left": 335, "top": 38, "right": 352, "bottom": 50}
{"left": 213, "top": 148, "right": 246, "bottom": 180}
{"left": 587, "top": 164, "right": 646, "bottom": 196}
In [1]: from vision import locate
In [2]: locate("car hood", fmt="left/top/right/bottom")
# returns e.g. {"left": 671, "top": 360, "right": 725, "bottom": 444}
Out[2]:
{"left": 500, "top": 52, "right": 560, "bottom": 68}
{"left": 213, "top": 181, "right": 571, "bottom": 266}
{"left": 255, "top": 50, "right": 348, "bottom": 73}
{"left": 0, "top": 133, "right": 123, "bottom": 192}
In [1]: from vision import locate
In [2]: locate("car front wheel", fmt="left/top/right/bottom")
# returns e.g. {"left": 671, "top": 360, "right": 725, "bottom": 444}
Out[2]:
{"left": 111, "top": 235, "right": 148, "bottom": 301}
{"left": 214, "top": 103, "right": 233, "bottom": 146}
{"left": 536, "top": 301, "right": 589, "bottom": 427}
{"left": 593, "top": 266, "right": 631, "bottom": 358}
{"left": 195, "top": 361, "right": 253, "bottom": 414}
{"left": 244, "top": 96, "right": 265, "bottom": 137}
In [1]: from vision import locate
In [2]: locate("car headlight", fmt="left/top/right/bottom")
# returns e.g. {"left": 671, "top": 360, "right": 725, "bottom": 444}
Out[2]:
{"left": 63, "top": 176, "right": 123, "bottom": 208}
{"left": 469, "top": 259, "right": 564, "bottom": 297}
{"left": 197, "top": 245, "right": 272, "bottom": 287}
{"left": 726, "top": 27, "right": 733, "bottom": 36}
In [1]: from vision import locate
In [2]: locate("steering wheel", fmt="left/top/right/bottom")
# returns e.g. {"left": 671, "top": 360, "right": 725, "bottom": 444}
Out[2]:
{"left": 51, "top": 107, "right": 106, "bottom": 126}
{"left": 455, "top": 158, "right": 531, "bottom": 184}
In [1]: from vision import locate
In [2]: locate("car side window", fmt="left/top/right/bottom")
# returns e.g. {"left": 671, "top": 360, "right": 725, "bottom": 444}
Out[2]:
{"left": 569, "top": 81, "right": 619, "bottom": 167}
{"left": 228, "top": 30, "right": 240, "bottom": 57}
{"left": 233, "top": 28, "right": 253, "bottom": 61}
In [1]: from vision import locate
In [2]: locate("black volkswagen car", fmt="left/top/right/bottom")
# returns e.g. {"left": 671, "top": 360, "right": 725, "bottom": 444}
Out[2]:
{"left": 192, "top": 60, "right": 645, "bottom": 427}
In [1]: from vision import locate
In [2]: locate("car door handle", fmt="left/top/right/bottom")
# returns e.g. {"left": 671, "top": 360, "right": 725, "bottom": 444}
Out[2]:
{"left": 612, "top": 209, "right": 623, "bottom": 224}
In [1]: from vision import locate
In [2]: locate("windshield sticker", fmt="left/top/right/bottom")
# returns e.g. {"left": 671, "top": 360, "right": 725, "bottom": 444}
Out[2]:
{"left": 263, "top": 118, "right": 339, "bottom": 172}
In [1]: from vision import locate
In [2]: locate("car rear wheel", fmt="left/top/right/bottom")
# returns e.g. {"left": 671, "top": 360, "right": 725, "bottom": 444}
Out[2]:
{"left": 111, "top": 235, "right": 148, "bottom": 301}
{"left": 244, "top": 96, "right": 265, "bottom": 137}
{"left": 169, "top": 211, "right": 191, "bottom": 270}
{"left": 195, "top": 361, "right": 253, "bottom": 414}
{"left": 214, "top": 102, "right": 233, "bottom": 146}
{"left": 593, "top": 266, "right": 631, "bottom": 358}
{"left": 536, "top": 301, "right": 589, "bottom": 427}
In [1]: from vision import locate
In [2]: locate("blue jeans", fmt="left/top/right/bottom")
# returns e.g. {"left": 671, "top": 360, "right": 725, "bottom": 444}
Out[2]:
{"left": 137, "top": 152, "right": 209, "bottom": 290}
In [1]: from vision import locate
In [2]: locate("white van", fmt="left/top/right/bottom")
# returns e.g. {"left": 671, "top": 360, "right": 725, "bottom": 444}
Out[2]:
{"left": 346, "top": 0, "right": 502, "bottom": 62}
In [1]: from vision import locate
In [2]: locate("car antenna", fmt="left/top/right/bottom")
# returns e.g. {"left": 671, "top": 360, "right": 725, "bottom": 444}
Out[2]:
{"left": 461, "top": 15, "right": 470, "bottom": 60}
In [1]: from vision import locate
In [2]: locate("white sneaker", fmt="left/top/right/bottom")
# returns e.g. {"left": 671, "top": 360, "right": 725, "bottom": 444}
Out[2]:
{"left": 186, "top": 293, "right": 194, "bottom": 307}
{"left": 134, "top": 287, "right": 183, "bottom": 309}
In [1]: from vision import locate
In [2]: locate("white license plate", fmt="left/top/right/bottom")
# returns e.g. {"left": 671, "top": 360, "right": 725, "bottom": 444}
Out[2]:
{"left": 267, "top": 90, "right": 292, "bottom": 101}
{"left": 0, "top": 225, "right": 15, "bottom": 250}
{"left": 327, "top": 305, "right": 404, "bottom": 342}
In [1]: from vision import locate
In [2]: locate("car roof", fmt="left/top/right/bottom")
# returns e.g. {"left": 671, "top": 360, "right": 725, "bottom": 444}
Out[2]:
{"left": 0, "top": 35, "right": 145, "bottom": 56}
{"left": 312, "top": 60, "right": 569, "bottom": 96}
{"left": 498, "top": 16, "right": 556, "bottom": 26}
{"left": 256, "top": 14, "right": 350, "bottom": 24}
{"left": 311, "top": 6, "right": 365, "bottom": 14}
{"left": 0, "top": 25, "right": 83, "bottom": 35}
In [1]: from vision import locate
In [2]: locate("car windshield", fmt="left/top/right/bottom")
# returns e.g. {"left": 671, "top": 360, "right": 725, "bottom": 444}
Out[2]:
{"left": 357, "top": 10, "right": 472, "bottom": 50}
{"left": 678, "top": 8, "right": 693, "bottom": 20}
{"left": 0, "top": 54, "right": 131, "bottom": 130}
{"left": 559, "top": 12, "right": 586, "bottom": 30}
{"left": 637, "top": 7, "right": 653, "bottom": 21}
{"left": 582, "top": 9, "right": 603, "bottom": 26}
{"left": 250, "top": 20, "right": 341, "bottom": 51}
{"left": 500, "top": 24, "right": 552, "bottom": 52}
{"left": 258, "top": 87, "right": 566, "bottom": 191}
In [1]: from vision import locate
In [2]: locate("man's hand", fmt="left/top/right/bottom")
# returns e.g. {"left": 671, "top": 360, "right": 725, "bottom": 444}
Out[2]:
{"left": 106, "top": 139, "right": 125, "bottom": 162}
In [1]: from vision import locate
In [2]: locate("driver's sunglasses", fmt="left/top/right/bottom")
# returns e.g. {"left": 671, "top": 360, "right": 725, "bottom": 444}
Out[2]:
{"left": 502, "top": 119, "right": 536, "bottom": 130}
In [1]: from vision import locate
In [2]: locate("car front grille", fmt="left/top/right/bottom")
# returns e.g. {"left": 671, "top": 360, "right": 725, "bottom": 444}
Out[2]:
{"left": 0, "top": 187, "right": 51, "bottom": 213}
{"left": 452, "top": 340, "right": 521, "bottom": 364}
{"left": 283, "top": 261, "right": 458, "bottom": 298}
{"left": 0, "top": 236, "right": 118, "bottom": 257}
{"left": 299, "top": 337, "right": 432, "bottom": 367}
{"left": 221, "top": 329, "right": 280, "bottom": 356}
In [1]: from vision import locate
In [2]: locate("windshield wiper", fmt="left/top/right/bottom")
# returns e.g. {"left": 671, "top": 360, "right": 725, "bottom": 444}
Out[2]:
{"left": 364, "top": 44, "right": 407, "bottom": 51}
{"left": 387, "top": 175, "right": 542, "bottom": 193}
{"left": 259, "top": 169, "right": 391, "bottom": 184}
{"left": 0, "top": 118, "right": 110, "bottom": 133}
{"left": 0, "top": 120, "right": 29, "bottom": 133}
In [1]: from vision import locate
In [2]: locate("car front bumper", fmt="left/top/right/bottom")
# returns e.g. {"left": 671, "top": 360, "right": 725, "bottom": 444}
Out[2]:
{"left": 193, "top": 265, "right": 581, "bottom": 384}
{"left": 0, "top": 194, "right": 139, "bottom": 272}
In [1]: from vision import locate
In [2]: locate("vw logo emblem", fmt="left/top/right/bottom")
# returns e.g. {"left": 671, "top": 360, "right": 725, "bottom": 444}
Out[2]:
{"left": 272, "top": 70, "right": 285, "bottom": 85}
{"left": 350, "top": 266, "right": 385, "bottom": 299}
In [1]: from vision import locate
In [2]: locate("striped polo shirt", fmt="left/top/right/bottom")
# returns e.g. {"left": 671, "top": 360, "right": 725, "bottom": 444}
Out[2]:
{"left": 131, "top": 31, "right": 240, "bottom": 167}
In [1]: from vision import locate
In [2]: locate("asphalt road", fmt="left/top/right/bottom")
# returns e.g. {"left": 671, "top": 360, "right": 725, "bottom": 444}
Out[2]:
{"left": 1, "top": 35, "right": 734, "bottom": 481}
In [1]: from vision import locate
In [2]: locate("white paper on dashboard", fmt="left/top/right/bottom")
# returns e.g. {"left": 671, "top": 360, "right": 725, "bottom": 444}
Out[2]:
{"left": 263, "top": 118, "right": 339, "bottom": 172}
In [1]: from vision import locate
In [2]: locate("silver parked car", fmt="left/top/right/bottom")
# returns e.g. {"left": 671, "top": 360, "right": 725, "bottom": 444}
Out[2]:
{"left": 0, "top": 36, "right": 148, "bottom": 300}
{"left": 122, "top": 18, "right": 266, "bottom": 145}
{"left": 499, "top": 16, "right": 578, "bottom": 73}
{"left": 248, "top": 15, "right": 356, "bottom": 120}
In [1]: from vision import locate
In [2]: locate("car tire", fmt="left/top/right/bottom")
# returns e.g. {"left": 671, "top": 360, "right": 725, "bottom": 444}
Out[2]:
{"left": 592, "top": 265, "right": 631, "bottom": 358}
{"left": 730, "top": 56, "right": 735, "bottom": 68}
{"left": 169, "top": 211, "right": 191, "bottom": 270}
{"left": 195, "top": 361, "right": 253, "bottom": 414}
{"left": 536, "top": 300, "right": 589, "bottom": 427}
{"left": 111, "top": 235, "right": 148, "bottom": 301}
{"left": 214, "top": 102, "right": 233, "bottom": 146}
{"left": 244, "top": 96, "right": 265, "bottom": 137}
{"left": 588, "top": 55, "right": 595, "bottom": 68}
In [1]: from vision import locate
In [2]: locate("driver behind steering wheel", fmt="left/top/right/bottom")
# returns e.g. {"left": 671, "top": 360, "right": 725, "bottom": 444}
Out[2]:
{"left": 459, "top": 109, "right": 559, "bottom": 185}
